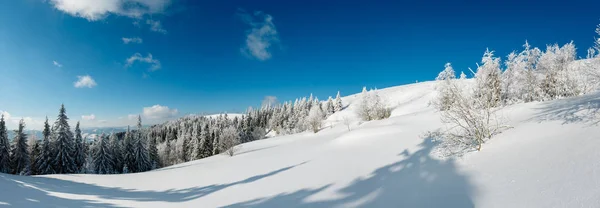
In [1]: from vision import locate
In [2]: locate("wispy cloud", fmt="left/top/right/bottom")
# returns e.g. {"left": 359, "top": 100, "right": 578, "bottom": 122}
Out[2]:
{"left": 74, "top": 75, "right": 97, "bottom": 88}
{"left": 48, "top": 0, "right": 171, "bottom": 21}
{"left": 126, "top": 53, "right": 161, "bottom": 71}
{"left": 53, "top": 61, "right": 63, "bottom": 68}
{"left": 81, "top": 114, "right": 96, "bottom": 121}
{"left": 146, "top": 20, "right": 167, "bottom": 34}
{"left": 239, "top": 10, "right": 280, "bottom": 61}
{"left": 122, "top": 37, "right": 143, "bottom": 44}
{"left": 143, "top": 105, "right": 178, "bottom": 119}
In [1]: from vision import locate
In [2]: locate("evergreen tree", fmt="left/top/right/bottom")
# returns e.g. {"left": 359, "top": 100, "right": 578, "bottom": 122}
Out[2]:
{"left": 36, "top": 117, "right": 54, "bottom": 175}
{"left": 187, "top": 123, "right": 202, "bottom": 160}
{"left": 132, "top": 116, "right": 151, "bottom": 172}
{"left": 334, "top": 91, "right": 343, "bottom": 112}
{"left": 93, "top": 134, "right": 113, "bottom": 174}
{"left": 211, "top": 130, "right": 220, "bottom": 155}
{"left": 200, "top": 123, "right": 213, "bottom": 158}
{"left": 0, "top": 115, "right": 10, "bottom": 173}
{"left": 122, "top": 126, "right": 136, "bottom": 173}
{"left": 109, "top": 133, "right": 123, "bottom": 173}
{"left": 148, "top": 135, "right": 160, "bottom": 169}
{"left": 28, "top": 137, "right": 41, "bottom": 175}
{"left": 10, "top": 119, "right": 30, "bottom": 175}
{"left": 73, "top": 122, "right": 86, "bottom": 172}
{"left": 133, "top": 134, "right": 151, "bottom": 172}
{"left": 52, "top": 104, "right": 77, "bottom": 174}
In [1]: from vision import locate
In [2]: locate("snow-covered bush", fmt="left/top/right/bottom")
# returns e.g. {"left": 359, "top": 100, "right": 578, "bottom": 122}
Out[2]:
{"left": 439, "top": 80, "right": 508, "bottom": 152}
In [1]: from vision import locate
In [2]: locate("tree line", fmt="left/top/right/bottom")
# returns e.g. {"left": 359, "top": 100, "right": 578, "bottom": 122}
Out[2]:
{"left": 0, "top": 91, "right": 351, "bottom": 175}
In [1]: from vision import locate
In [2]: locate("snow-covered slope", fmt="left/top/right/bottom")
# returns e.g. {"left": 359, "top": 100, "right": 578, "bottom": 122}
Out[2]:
{"left": 2, "top": 80, "right": 600, "bottom": 207}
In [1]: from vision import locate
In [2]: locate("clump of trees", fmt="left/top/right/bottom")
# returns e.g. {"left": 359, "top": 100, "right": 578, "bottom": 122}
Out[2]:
{"left": 357, "top": 87, "right": 391, "bottom": 121}
{"left": 434, "top": 23, "right": 600, "bottom": 152}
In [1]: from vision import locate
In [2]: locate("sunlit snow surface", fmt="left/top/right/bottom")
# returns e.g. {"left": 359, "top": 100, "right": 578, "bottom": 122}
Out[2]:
{"left": 2, "top": 80, "right": 600, "bottom": 207}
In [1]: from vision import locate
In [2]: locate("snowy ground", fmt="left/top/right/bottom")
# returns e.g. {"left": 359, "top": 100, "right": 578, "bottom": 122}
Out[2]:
{"left": 2, "top": 81, "right": 600, "bottom": 207}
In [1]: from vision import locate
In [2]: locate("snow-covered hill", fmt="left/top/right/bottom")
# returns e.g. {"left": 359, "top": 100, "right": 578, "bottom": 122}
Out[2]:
{"left": 2, "top": 80, "right": 600, "bottom": 207}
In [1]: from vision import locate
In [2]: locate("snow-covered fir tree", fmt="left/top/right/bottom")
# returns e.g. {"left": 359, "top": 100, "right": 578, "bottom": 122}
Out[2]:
{"left": 334, "top": 91, "right": 343, "bottom": 112}
{"left": 147, "top": 132, "right": 160, "bottom": 169}
{"left": 52, "top": 104, "right": 77, "bottom": 174}
{"left": 109, "top": 133, "right": 123, "bottom": 173}
{"left": 28, "top": 135, "right": 41, "bottom": 175}
{"left": 0, "top": 115, "right": 10, "bottom": 173}
{"left": 93, "top": 133, "right": 113, "bottom": 174}
{"left": 10, "top": 119, "right": 30, "bottom": 175}
{"left": 35, "top": 117, "right": 54, "bottom": 175}
{"left": 435, "top": 63, "right": 457, "bottom": 110}
{"left": 122, "top": 126, "right": 136, "bottom": 173}
{"left": 200, "top": 123, "right": 213, "bottom": 158}
{"left": 473, "top": 48, "right": 502, "bottom": 107}
{"left": 326, "top": 96, "right": 334, "bottom": 116}
{"left": 132, "top": 116, "right": 151, "bottom": 172}
{"left": 73, "top": 122, "right": 86, "bottom": 172}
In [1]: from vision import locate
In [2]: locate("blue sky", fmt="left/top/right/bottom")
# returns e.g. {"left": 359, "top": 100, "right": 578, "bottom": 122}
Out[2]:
{"left": 1, "top": 0, "right": 599, "bottom": 129}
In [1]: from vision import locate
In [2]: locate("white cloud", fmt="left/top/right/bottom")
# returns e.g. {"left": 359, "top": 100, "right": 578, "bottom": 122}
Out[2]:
{"left": 240, "top": 11, "right": 280, "bottom": 61}
{"left": 262, "top": 96, "right": 278, "bottom": 107}
{"left": 0, "top": 112, "right": 45, "bottom": 130}
{"left": 81, "top": 114, "right": 96, "bottom": 121}
{"left": 48, "top": 0, "right": 171, "bottom": 21}
{"left": 143, "top": 105, "right": 178, "bottom": 119}
{"left": 0, "top": 111, "right": 10, "bottom": 121}
{"left": 126, "top": 53, "right": 161, "bottom": 71}
{"left": 53, "top": 61, "right": 63, "bottom": 68}
{"left": 122, "top": 37, "right": 143, "bottom": 44}
{"left": 128, "top": 114, "right": 138, "bottom": 120}
{"left": 74, "top": 75, "right": 97, "bottom": 88}
{"left": 146, "top": 20, "right": 167, "bottom": 34}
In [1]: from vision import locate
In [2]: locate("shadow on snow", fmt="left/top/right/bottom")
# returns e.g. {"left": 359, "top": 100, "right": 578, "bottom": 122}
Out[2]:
{"left": 222, "top": 137, "right": 477, "bottom": 208}
{"left": 0, "top": 161, "right": 307, "bottom": 207}
{"left": 529, "top": 92, "right": 600, "bottom": 126}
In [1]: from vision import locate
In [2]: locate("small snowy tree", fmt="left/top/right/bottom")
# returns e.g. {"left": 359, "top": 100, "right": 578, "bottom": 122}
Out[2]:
{"left": 435, "top": 63, "right": 457, "bottom": 110}
{"left": 10, "top": 119, "right": 30, "bottom": 175}
{"left": 219, "top": 126, "right": 240, "bottom": 157}
{"left": 334, "top": 91, "right": 343, "bottom": 112}
{"left": 326, "top": 96, "right": 335, "bottom": 116}
{"left": 0, "top": 115, "right": 10, "bottom": 173}
{"left": 307, "top": 103, "right": 325, "bottom": 133}
{"left": 358, "top": 87, "right": 372, "bottom": 121}
{"left": 342, "top": 117, "right": 352, "bottom": 131}
{"left": 473, "top": 48, "right": 503, "bottom": 107}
